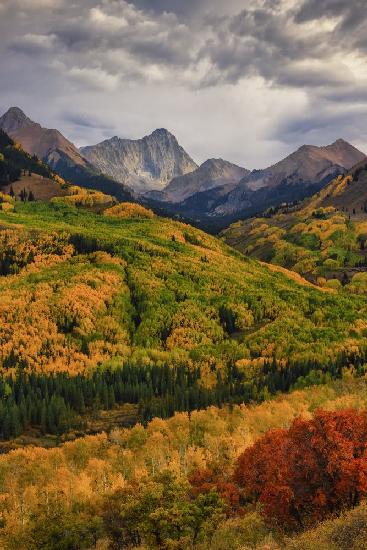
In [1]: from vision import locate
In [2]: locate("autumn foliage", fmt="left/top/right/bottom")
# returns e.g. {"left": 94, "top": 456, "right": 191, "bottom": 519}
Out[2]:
{"left": 104, "top": 201, "right": 154, "bottom": 218}
{"left": 189, "top": 466, "right": 241, "bottom": 514}
{"left": 0, "top": 199, "right": 367, "bottom": 383}
{"left": 234, "top": 409, "right": 367, "bottom": 529}
{"left": 52, "top": 185, "right": 113, "bottom": 207}
{"left": 1, "top": 383, "right": 367, "bottom": 548}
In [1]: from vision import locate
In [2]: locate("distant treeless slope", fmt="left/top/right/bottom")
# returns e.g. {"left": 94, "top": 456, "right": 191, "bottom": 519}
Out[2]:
{"left": 3, "top": 173, "right": 68, "bottom": 202}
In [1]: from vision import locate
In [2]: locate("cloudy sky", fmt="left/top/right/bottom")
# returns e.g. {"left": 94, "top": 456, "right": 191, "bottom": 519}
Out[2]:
{"left": 0, "top": 0, "right": 367, "bottom": 168}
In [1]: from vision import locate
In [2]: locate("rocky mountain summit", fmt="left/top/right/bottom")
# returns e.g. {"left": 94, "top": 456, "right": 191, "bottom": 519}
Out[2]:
{"left": 148, "top": 158, "right": 249, "bottom": 203}
{"left": 0, "top": 106, "right": 34, "bottom": 134}
{"left": 81, "top": 129, "right": 198, "bottom": 194}
{"left": 0, "top": 107, "right": 86, "bottom": 167}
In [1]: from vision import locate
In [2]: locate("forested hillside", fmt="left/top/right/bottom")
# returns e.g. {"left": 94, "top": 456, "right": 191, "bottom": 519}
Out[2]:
{"left": 0, "top": 196, "right": 366, "bottom": 440}
{"left": 0, "top": 166, "right": 367, "bottom": 548}
{"left": 222, "top": 162, "right": 367, "bottom": 288}
{"left": 2, "top": 198, "right": 366, "bottom": 374}
{"left": 1, "top": 378, "right": 367, "bottom": 549}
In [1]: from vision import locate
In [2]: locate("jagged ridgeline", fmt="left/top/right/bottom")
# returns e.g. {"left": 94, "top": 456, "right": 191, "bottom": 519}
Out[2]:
{"left": 0, "top": 192, "right": 367, "bottom": 439}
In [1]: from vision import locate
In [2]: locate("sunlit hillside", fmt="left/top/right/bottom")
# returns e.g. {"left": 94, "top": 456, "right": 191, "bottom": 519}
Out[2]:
{"left": 1, "top": 199, "right": 366, "bottom": 377}
{"left": 222, "top": 160, "right": 367, "bottom": 288}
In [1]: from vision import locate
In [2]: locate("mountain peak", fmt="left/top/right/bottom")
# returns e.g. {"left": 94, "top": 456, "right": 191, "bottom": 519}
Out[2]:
{"left": 149, "top": 128, "right": 176, "bottom": 141}
{"left": 0, "top": 107, "right": 89, "bottom": 169}
{"left": 329, "top": 138, "right": 352, "bottom": 149}
{"left": 296, "top": 139, "right": 355, "bottom": 154}
{"left": 297, "top": 143, "right": 313, "bottom": 151}
{"left": 81, "top": 128, "right": 198, "bottom": 194}
{"left": 4, "top": 106, "right": 27, "bottom": 117}
{"left": 201, "top": 158, "right": 228, "bottom": 168}
{"left": 0, "top": 106, "right": 34, "bottom": 133}
{"left": 203, "top": 158, "right": 222, "bottom": 164}
{"left": 151, "top": 128, "right": 171, "bottom": 135}
{"left": 159, "top": 157, "right": 249, "bottom": 204}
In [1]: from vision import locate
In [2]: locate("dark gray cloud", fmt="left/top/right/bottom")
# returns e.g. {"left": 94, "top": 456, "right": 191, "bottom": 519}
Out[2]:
{"left": 295, "top": 0, "right": 367, "bottom": 58}
{"left": 199, "top": 3, "right": 350, "bottom": 89}
{"left": 296, "top": 0, "right": 365, "bottom": 27}
{"left": 3, "top": 0, "right": 347, "bottom": 89}
{"left": 127, "top": 0, "right": 205, "bottom": 16}
{"left": 129, "top": 0, "right": 245, "bottom": 17}
{"left": 0, "top": 0, "right": 367, "bottom": 165}
{"left": 274, "top": 105, "right": 367, "bottom": 143}
{"left": 3, "top": 0, "right": 363, "bottom": 90}
{"left": 62, "top": 111, "right": 115, "bottom": 131}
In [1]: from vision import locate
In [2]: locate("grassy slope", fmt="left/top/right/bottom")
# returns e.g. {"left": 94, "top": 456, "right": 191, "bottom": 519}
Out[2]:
{"left": 285, "top": 500, "right": 367, "bottom": 549}
{"left": 2, "top": 173, "right": 68, "bottom": 201}
{"left": 0, "top": 201, "right": 366, "bottom": 376}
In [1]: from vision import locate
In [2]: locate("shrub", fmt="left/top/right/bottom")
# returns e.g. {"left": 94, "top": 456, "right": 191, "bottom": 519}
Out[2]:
{"left": 286, "top": 501, "right": 367, "bottom": 550}
{"left": 104, "top": 202, "right": 154, "bottom": 219}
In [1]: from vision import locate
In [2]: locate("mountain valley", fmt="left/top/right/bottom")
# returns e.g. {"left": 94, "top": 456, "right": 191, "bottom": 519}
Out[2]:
{"left": 0, "top": 118, "right": 367, "bottom": 550}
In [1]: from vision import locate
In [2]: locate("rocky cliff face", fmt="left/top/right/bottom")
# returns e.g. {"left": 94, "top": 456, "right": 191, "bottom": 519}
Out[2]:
{"left": 149, "top": 158, "right": 249, "bottom": 203}
{"left": 213, "top": 139, "right": 366, "bottom": 216}
{"left": 81, "top": 129, "right": 198, "bottom": 194}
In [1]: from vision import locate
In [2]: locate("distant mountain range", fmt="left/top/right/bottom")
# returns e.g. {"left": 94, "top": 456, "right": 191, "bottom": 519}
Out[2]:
{"left": 144, "top": 139, "right": 365, "bottom": 231}
{"left": 213, "top": 139, "right": 365, "bottom": 217}
{"left": 0, "top": 106, "right": 365, "bottom": 231}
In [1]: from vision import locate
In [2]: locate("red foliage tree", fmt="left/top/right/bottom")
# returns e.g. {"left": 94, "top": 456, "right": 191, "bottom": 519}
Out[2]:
{"left": 189, "top": 466, "right": 241, "bottom": 514}
{"left": 234, "top": 409, "right": 367, "bottom": 529}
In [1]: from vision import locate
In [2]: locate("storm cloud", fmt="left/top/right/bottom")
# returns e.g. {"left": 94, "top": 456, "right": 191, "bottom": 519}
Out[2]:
{"left": 0, "top": 0, "right": 367, "bottom": 167}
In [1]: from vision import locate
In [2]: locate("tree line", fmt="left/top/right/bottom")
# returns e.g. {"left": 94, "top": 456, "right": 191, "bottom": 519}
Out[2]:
{"left": 1, "top": 344, "right": 366, "bottom": 440}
